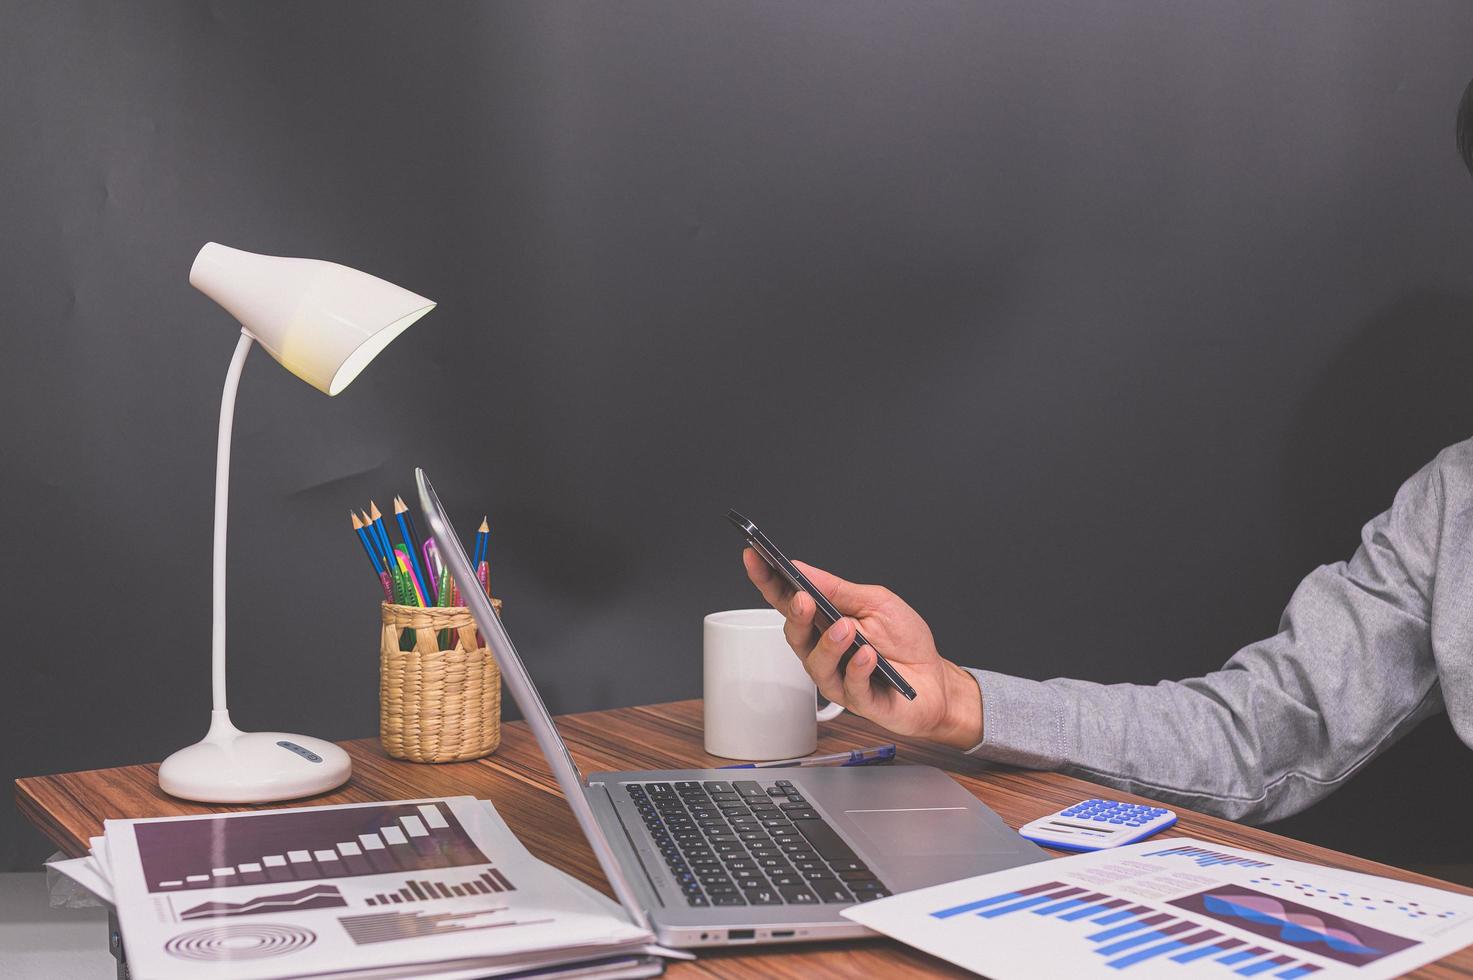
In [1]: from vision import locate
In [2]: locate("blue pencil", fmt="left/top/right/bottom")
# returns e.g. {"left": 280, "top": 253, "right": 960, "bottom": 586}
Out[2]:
{"left": 367, "top": 503, "right": 395, "bottom": 568}
{"left": 400, "top": 496, "right": 427, "bottom": 566}
{"left": 351, "top": 513, "right": 383, "bottom": 574}
{"left": 473, "top": 516, "right": 489, "bottom": 569}
{"left": 393, "top": 496, "right": 432, "bottom": 603}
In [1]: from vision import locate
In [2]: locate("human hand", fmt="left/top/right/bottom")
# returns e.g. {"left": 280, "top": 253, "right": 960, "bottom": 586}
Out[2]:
{"left": 742, "top": 549, "right": 983, "bottom": 750}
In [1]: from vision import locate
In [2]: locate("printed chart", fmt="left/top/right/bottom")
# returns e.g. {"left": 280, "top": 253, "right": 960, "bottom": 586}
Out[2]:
{"left": 1239, "top": 875, "right": 1461, "bottom": 923}
{"left": 1144, "top": 845, "right": 1272, "bottom": 870}
{"left": 164, "top": 923, "right": 318, "bottom": 962}
{"left": 134, "top": 802, "right": 489, "bottom": 892}
{"left": 364, "top": 868, "right": 517, "bottom": 907}
{"left": 842, "top": 837, "right": 1473, "bottom": 980}
{"left": 99, "top": 797, "right": 657, "bottom": 980}
{"left": 338, "top": 909, "right": 553, "bottom": 946}
{"left": 931, "top": 880, "right": 1325, "bottom": 975}
{"left": 179, "top": 884, "right": 347, "bottom": 920}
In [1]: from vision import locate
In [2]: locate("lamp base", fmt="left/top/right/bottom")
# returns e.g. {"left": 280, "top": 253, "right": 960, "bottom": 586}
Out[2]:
{"left": 159, "top": 711, "right": 352, "bottom": 804}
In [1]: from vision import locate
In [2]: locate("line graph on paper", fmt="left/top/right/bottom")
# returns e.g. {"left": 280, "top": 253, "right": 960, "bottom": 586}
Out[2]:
{"left": 178, "top": 884, "right": 348, "bottom": 920}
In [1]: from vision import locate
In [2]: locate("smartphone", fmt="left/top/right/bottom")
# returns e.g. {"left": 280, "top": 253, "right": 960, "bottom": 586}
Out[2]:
{"left": 726, "top": 509, "right": 918, "bottom": 701}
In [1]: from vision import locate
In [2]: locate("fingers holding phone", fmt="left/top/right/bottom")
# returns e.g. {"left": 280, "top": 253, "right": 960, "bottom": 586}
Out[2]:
{"left": 738, "top": 536, "right": 985, "bottom": 747}
{"left": 804, "top": 616, "right": 881, "bottom": 713}
{"left": 727, "top": 510, "right": 917, "bottom": 700}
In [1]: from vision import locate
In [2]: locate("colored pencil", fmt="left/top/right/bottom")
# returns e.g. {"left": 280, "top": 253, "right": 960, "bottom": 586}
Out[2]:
{"left": 393, "top": 547, "right": 424, "bottom": 605}
{"left": 351, "top": 513, "right": 381, "bottom": 573}
{"left": 474, "top": 515, "right": 491, "bottom": 568}
{"left": 365, "top": 506, "right": 394, "bottom": 569}
{"left": 398, "top": 494, "right": 430, "bottom": 582}
{"left": 391, "top": 566, "right": 417, "bottom": 649}
{"left": 434, "top": 564, "right": 452, "bottom": 649}
{"left": 393, "top": 496, "right": 431, "bottom": 606}
{"left": 351, "top": 512, "right": 394, "bottom": 600}
{"left": 368, "top": 501, "right": 396, "bottom": 572}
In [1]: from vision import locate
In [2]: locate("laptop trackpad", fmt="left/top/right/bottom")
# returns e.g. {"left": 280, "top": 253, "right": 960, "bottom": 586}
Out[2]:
{"left": 846, "top": 807, "right": 1017, "bottom": 857}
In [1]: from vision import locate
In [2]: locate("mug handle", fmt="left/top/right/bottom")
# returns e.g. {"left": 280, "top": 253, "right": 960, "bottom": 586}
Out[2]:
{"left": 816, "top": 699, "right": 845, "bottom": 722}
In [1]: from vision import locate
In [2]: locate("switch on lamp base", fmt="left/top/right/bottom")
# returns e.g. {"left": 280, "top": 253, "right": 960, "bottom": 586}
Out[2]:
{"left": 159, "top": 711, "right": 352, "bottom": 804}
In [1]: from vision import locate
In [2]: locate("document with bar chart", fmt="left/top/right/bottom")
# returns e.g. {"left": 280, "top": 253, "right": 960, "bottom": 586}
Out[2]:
{"left": 97, "top": 797, "right": 656, "bottom": 980}
{"left": 842, "top": 837, "right": 1473, "bottom": 980}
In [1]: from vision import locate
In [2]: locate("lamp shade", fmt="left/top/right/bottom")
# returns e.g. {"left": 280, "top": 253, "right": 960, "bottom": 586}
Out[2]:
{"left": 189, "top": 242, "right": 435, "bottom": 395}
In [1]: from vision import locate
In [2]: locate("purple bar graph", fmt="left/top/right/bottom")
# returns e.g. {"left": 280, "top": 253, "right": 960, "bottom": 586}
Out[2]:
{"left": 138, "top": 802, "right": 487, "bottom": 893}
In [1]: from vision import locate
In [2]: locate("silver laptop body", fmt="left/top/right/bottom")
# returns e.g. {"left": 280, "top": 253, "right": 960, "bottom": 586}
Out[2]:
{"left": 417, "top": 469, "right": 1045, "bottom": 949}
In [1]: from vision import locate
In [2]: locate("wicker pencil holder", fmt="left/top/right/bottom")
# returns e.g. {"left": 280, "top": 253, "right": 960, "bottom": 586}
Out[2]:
{"left": 380, "top": 600, "right": 503, "bottom": 763}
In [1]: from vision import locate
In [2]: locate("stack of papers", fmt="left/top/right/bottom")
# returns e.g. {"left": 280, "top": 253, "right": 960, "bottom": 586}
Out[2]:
{"left": 50, "top": 796, "right": 680, "bottom": 980}
{"left": 842, "top": 836, "right": 1473, "bottom": 979}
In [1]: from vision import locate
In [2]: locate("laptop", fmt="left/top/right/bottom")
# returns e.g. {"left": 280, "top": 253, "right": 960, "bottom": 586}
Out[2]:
{"left": 416, "top": 469, "right": 1046, "bottom": 948}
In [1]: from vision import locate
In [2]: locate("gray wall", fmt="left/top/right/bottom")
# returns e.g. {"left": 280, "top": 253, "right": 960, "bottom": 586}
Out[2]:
{"left": 4, "top": 1, "right": 1473, "bottom": 873}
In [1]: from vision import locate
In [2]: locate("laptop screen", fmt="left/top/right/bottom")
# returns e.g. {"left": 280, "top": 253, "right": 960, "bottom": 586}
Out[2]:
{"left": 415, "top": 468, "right": 649, "bottom": 930}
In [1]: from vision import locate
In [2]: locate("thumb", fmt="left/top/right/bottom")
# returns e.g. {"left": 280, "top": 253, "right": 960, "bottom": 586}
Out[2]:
{"left": 792, "top": 560, "right": 878, "bottom": 616}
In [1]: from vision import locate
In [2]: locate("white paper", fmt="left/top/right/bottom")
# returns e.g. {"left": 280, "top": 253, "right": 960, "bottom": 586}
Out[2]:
{"left": 48, "top": 854, "right": 114, "bottom": 906}
{"left": 101, "top": 796, "right": 655, "bottom": 980}
{"left": 842, "top": 836, "right": 1473, "bottom": 979}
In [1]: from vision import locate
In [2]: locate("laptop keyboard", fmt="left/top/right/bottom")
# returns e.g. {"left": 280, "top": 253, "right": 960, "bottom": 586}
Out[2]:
{"left": 625, "top": 779, "right": 892, "bottom": 907}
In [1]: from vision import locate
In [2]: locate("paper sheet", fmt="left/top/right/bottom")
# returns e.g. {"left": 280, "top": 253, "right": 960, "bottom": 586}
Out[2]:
{"left": 99, "top": 796, "right": 654, "bottom": 980}
{"left": 842, "top": 836, "right": 1473, "bottom": 979}
{"left": 48, "top": 853, "right": 114, "bottom": 906}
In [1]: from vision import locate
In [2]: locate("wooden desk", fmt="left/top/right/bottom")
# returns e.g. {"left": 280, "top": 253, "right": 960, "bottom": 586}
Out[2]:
{"left": 16, "top": 700, "right": 1473, "bottom": 978}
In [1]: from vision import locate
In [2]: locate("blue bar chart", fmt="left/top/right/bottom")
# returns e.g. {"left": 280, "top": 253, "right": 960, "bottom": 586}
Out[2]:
{"left": 1143, "top": 845, "right": 1272, "bottom": 870}
{"left": 929, "top": 881, "right": 1325, "bottom": 975}
{"left": 844, "top": 838, "right": 1473, "bottom": 980}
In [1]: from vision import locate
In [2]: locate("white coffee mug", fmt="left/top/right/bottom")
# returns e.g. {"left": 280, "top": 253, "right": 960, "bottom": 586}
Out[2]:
{"left": 703, "top": 608, "right": 845, "bottom": 760}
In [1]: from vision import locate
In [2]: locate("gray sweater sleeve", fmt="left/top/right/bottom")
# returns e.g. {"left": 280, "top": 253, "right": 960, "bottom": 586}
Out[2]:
{"left": 965, "top": 454, "right": 1448, "bottom": 824}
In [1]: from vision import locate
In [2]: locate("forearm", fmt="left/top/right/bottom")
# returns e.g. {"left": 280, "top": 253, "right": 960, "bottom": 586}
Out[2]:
{"left": 929, "top": 662, "right": 986, "bottom": 750}
{"left": 966, "top": 662, "right": 1441, "bottom": 823}
{"left": 953, "top": 451, "right": 1448, "bottom": 823}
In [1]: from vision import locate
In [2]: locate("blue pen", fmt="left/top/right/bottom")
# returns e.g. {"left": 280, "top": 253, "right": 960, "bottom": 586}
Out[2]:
{"left": 720, "top": 744, "right": 897, "bottom": 769}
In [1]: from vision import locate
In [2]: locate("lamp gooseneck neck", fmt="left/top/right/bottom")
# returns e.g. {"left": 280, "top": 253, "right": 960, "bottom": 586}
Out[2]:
{"left": 212, "top": 330, "right": 254, "bottom": 712}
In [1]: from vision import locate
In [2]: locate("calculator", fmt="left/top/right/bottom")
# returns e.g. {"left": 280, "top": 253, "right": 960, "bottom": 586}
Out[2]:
{"left": 1019, "top": 799, "right": 1177, "bottom": 851}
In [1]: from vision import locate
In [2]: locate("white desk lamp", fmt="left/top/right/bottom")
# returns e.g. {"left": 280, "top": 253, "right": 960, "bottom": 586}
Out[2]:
{"left": 158, "top": 242, "right": 434, "bottom": 803}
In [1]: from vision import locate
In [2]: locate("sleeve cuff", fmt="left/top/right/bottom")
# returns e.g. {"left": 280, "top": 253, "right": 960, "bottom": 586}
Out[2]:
{"left": 961, "top": 668, "right": 1069, "bottom": 769}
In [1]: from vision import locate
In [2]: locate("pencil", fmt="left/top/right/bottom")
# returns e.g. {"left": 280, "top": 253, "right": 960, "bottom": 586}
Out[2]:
{"left": 363, "top": 501, "right": 394, "bottom": 577}
{"left": 361, "top": 509, "right": 393, "bottom": 574}
{"left": 351, "top": 512, "right": 381, "bottom": 573}
{"left": 393, "top": 496, "right": 431, "bottom": 605}
{"left": 395, "top": 546, "right": 427, "bottom": 606}
{"left": 473, "top": 517, "right": 489, "bottom": 570}
{"left": 435, "top": 564, "right": 452, "bottom": 649}
{"left": 364, "top": 505, "right": 393, "bottom": 568}
{"left": 390, "top": 565, "right": 416, "bottom": 650}
{"left": 352, "top": 512, "right": 393, "bottom": 600}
